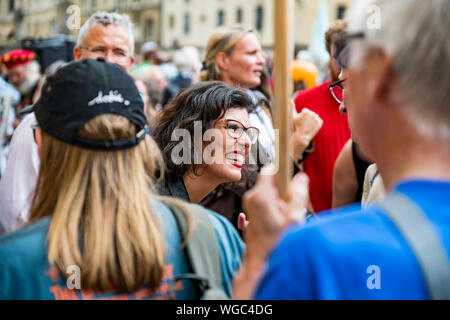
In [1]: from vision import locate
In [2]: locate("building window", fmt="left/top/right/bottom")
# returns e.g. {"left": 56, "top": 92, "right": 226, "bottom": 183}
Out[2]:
{"left": 9, "top": 0, "right": 14, "bottom": 12}
{"left": 337, "top": 5, "right": 346, "bottom": 19}
{"left": 236, "top": 8, "right": 243, "bottom": 23}
{"left": 256, "top": 5, "right": 263, "bottom": 32}
{"left": 184, "top": 13, "right": 190, "bottom": 35}
{"left": 169, "top": 15, "right": 175, "bottom": 29}
{"left": 217, "top": 10, "right": 225, "bottom": 26}
{"left": 146, "top": 18, "right": 154, "bottom": 40}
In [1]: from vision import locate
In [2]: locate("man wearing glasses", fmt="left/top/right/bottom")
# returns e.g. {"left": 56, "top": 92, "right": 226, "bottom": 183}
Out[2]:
{"left": 329, "top": 32, "right": 372, "bottom": 209}
{"left": 293, "top": 21, "right": 352, "bottom": 214}
{"left": 74, "top": 12, "right": 135, "bottom": 73}
{"left": 0, "top": 12, "right": 136, "bottom": 235}
{"left": 236, "top": 0, "right": 450, "bottom": 300}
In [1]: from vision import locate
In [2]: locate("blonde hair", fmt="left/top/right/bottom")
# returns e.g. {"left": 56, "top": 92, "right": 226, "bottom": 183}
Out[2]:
{"left": 199, "top": 25, "right": 272, "bottom": 101}
{"left": 30, "top": 114, "right": 171, "bottom": 292}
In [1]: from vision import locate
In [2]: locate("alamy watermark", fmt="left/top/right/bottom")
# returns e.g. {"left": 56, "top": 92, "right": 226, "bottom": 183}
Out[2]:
{"left": 66, "top": 265, "right": 81, "bottom": 290}
{"left": 169, "top": 121, "right": 279, "bottom": 175}
{"left": 366, "top": 265, "right": 381, "bottom": 290}
{"left": 366, "top": 5, "right": 382, "bottom": 30}
{"left": 66, "top": 5, "right": 81, "bottom": 31}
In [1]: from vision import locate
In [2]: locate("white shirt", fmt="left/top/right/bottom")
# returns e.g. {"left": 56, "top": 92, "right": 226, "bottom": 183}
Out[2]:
{"left": 0, "top": 113, "right": 39, "bottom": 235}
{"left": 249, "top": 105, "right": 276, "bottom": 162}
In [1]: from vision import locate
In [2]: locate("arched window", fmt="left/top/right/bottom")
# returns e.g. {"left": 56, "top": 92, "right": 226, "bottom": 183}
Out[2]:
{"left": 337, "top": 5, "right": 347, "bottom": 19}
{"left": 218, "top": 10, "right": 225, "bottom": 26}
{"left": 236, "top": 8, "right": 243, "bottom": 23}
{"left": 184, "top": 13, "right": 190, "bottom": 35}
{"left": 146, "top": 18, "right": 154, "bottom": 40}
{"left": 9, "top": 0, "right": 15, "bottom": 12}
{"left": 256, "top": 5, "right": 263, "bottom": 32}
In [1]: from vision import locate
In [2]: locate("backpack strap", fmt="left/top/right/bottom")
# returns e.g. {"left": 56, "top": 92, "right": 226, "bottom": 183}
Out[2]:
{"left": 379, "top": 193, "right": 450, "bottom": 300}
{"left": 169, "top": 203, "right": 229, "bottom": 299}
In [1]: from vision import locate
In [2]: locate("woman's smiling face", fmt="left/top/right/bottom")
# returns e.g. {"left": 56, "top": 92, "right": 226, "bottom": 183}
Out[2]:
{"left": 202, "top": 107, "right": 253, "bottom": 183}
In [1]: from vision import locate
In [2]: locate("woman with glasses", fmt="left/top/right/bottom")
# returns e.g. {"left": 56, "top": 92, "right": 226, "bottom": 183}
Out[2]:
{"left": 197, "top": 26, "right": 321, "bottom": 228}
{"left": 154, "top": 81, "right": 258, "bottom": 206}
{"left": 199, "top": 26, "right": 274, "bottom": 164}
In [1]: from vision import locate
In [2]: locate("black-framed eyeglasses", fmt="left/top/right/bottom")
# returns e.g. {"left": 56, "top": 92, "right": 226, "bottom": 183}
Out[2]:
{"left": 79, "top": 46, "right": 131, "bottom": 64}
{"left": 223, "top": 119, "right": 260, "bottom": 144}
{"left": 333, "top": 32, "right": 365, "bottom": 70}
{"left": 328, "top": 79, "right": 346, "bottom": 105}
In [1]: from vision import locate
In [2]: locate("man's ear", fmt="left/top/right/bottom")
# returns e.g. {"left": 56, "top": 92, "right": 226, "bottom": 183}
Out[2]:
{"left": 216, "top": 52, "right": 229, "bottom": 72}
{"left": 376, "top": 58, "right": 394, "bottom": 101}
{"left": 74, "top": 46, "right": 82, "bottom": 61}
{"left": 368, "top": 48, "right": 394, "bottom": 102}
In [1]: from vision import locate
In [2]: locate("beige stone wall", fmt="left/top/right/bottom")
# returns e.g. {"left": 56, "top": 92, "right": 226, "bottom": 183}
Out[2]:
{"left": 0, "top": 0, "right": 17, "bottom": 45}
{"left": 0, "top": 0, "right": 353, "bottom": 51}
{"left": 0, "top": 0, "right": 73, "bottom": 46}
{"left": 294, "top": 0, "right": 354, "bottom": 47}
{"left": 161, "top": 0, "right": 354, "bottom": 50}
{"left": 0, "top": 0, "right": 160, "bottom": 47}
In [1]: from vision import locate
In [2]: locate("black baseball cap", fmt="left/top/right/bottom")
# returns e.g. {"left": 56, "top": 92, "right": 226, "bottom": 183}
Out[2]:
{"left": 33, "top": 58, "right": 147, "bottom": 151}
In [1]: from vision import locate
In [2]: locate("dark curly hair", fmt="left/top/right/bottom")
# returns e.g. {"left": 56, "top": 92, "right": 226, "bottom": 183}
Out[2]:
{"left": 153, "top": 81, "right": 254, "bottom": 177}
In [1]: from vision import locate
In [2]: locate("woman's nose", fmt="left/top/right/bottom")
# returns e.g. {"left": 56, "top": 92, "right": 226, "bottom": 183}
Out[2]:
{"left": 256, "top": 52, "right": 265, "bottom": 64}
{"left": 238, "top": 132, "right": 251, "bottom": 150}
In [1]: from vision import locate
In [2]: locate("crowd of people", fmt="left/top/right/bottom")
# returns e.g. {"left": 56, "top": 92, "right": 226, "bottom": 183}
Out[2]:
{"left": 0, "top": 0, "right": 448, "bottom": 300}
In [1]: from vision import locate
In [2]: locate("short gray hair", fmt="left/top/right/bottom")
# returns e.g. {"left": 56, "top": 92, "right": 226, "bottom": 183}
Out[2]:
{"left": 348, "top": 0, "right": 450, "bottom": 140}
{"left": 77, "top": 11, "right": 135, "bottom": 56}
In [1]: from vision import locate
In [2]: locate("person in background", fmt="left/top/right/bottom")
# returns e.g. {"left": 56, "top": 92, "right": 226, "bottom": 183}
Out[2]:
{"left": 0, "top": 11, "right": 137, "bottom": 235}
{"left": 140, "top": 41, "right": 159, "bottom": 66}
{"left": 74, "top": 11, "right": 135, "bottom": 73}
{"left": 161, "top": 46, "right": 202, "bottom": 107}
{"left": 132, "top": 64, "right": 168, "bottom": 102}
{"left": 0, "top": 59, "right": 243, "bottom": 300}
{"left": 154, "top": 81, "right": 258, "bottom": 205}
{"left": 155, "top": 50, "right": 179, "bottom": 82}
{"left": 290, "top": 59, "right": 318, "bottom": 97}
{"left": 134, "top": 79, "right": 160, "bottom": 131}
{"left": 31, "top": 60, "right": 67, "bottom": 104}
{"left": 235, "top": 0, "right": 450, "bottom": 300}
{"left": 294, "top": 20, "right": 352, "bottom": 213}
{"left": 330, "top": 33, "right": 373, "bottom": 209}
{"left": 332, "top": 139, "right": 372, "bottom": 208}
{"left": 0, "top": 75, "right": 20, "bottom": 177}
{"left": 199, "top": 25, "right": 322, "bottom": 227}
{"left": 0, "top": 50, "right": 40, "bottom": 123}
{"left": 362, "top": 163, "right": 386, "bottom": 206}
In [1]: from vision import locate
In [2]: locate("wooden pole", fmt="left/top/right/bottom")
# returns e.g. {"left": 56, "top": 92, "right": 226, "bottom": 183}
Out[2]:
{"left": 273, "top": 0, "right": 293, "bottom": 200}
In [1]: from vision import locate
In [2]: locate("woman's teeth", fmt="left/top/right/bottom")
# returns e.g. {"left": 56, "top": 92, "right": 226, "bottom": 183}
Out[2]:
{"left": 226, "top": 153, "right": 245, "bottom": 164}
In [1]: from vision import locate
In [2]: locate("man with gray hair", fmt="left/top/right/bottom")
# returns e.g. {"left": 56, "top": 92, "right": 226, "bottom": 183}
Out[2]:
{"left": 0, "top": 11, "right": 136, "bottom": 234}
{"left": 74, "top": 11, "right": 135, "bottom": 72}
{"left": 234, "top": 0, "right": 450, "bottom": 299}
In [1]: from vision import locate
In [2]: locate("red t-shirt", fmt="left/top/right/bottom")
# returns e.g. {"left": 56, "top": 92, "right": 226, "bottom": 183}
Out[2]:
{"left": 294, "top": 81, "right": 351, "bottom": 213}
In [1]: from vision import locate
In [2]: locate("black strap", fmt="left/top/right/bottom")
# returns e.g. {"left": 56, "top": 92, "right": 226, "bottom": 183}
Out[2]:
{"left": 169, "top": 202, "right": 229, "bottom": 299}
{"left": 379, "top": 193, "right": 450, "bottom": 300}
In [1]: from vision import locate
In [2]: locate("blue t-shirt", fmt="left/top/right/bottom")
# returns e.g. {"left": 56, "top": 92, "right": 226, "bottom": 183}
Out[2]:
{"left": 254, "top": 179, "right": 450, "bottom": 300}
{"left": 0, "top": 200, "right": 244, "bottom": 300}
